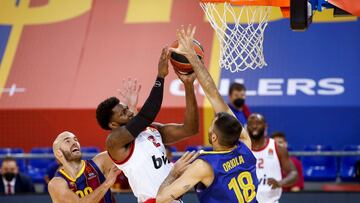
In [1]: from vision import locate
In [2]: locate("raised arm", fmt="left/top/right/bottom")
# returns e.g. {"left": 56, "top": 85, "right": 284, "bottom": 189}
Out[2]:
{"left": 48, "top": 166, "right": 120, "bottom": 203}
{"left": 169, "top": 25, "right": 251, "bottom": 148}
{"left": 153, "top": 71, "right": 199, "bottom": 144}
{"left": 106, "top": 47, "right": 169, "bottom": 161}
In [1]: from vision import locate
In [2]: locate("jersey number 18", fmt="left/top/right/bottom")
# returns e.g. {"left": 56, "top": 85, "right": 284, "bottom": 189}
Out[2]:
{"left": 228, "top": 171, "right": 256, "bottom": 203}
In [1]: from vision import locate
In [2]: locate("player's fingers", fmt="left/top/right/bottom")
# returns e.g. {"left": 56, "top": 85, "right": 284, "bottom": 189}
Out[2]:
{"left": 161, "top": 48, "right": 167, "bottom": 59}
{"left": 127, "top": 77, "right": 132, "bottom": 90}
{"left": 179, "top": 151, "right": 190, "bottom": 161}
{"left": 176, "top": 30, "right": 185, "bottom": 44}
{"left": 137, "top": 84, "right": 142, "bottom": 93}
{"left": 165, "top": 46, "right": 170, "bottom": 59}
{"left": 183, "top": 151, "right": 196, "bottom": 162}
{"left": 186, "top": 24, "right": 192, "bottom": 36}
{"left": 180, "top": 24, "right": 185, "bottom": 33}
{"left": 133, "top": 79, "right": 138, "bottom": 91}
{"left": 169, "top": 47, "right": 184, "bottom": 55}
{"left": 190, "top": 26, "right": 196, "bottom": 39}
{"left": 180, "top": 28, "right": 186, "bottom": 40}
{"left": 183, "top": 151, "right": 195, "bottom": 161}
{"left": 187, "top": 151, "right": 200, "bottom": 164}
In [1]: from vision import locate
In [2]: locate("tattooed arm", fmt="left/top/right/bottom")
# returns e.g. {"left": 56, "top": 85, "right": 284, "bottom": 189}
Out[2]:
{"left": 156, "top": 159, "right": 214, "bottom": 203}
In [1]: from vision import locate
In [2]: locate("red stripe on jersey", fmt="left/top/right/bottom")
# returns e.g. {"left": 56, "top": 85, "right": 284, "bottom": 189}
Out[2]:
{"left": 144, "top": 198, "right": 156, "bottom": 203}
{"left": 108, "top": 142, "right": 135, "bottom": 165}
{"left": 85, "top": 161, "right": 106, "bottom": 203}
{"left": 252, "top": 137, "right": 270, "bottom": 152}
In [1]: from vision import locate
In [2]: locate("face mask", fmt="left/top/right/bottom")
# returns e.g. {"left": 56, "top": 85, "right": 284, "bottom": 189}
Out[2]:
{"left": 3, "top": 172, "right": 15, "bottom": 182}
{"left": 233, "top": 98, "right": 245, "bottom": 108}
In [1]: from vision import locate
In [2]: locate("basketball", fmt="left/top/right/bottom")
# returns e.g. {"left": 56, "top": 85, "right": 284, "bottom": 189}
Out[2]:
{"left": 169, "top": 39, "right": 204, "bottom": 74}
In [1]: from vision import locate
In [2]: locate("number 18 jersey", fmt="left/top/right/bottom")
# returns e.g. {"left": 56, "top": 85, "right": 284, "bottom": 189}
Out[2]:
{"left": 196, "top": 141, "right": 258, "bottom": 203}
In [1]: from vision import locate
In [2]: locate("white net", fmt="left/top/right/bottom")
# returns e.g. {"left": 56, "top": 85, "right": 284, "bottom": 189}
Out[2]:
{"left": 200, "top": 2, "right": 271, "bottom": 72}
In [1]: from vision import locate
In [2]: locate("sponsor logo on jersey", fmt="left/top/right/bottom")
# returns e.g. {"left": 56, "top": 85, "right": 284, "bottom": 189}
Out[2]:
{"left": 87, "top": 172, "right": 97, "bottom": 180}
{"left": 152, "top": 154, "right": 170, "bottom": 169}
{"left": 268, "top": 149, "right": 274, "bottom": 158}
{"left": 259, "top": 174, "right": 268, "bottom": 186}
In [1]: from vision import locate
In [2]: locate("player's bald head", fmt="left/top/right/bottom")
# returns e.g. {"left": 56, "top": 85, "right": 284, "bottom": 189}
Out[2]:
{"left": 248, "top": 113, "right": 266, "bottom": 123}
{"left": 53, "top": 131, "right": 76, "bottom": 152}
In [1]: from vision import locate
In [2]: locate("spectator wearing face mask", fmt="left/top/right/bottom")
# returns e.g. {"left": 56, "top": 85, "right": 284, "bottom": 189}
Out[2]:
{"left": 0, "top": 156, "right": 34, "bottom": 195}
{"left": 228, "top": 82, "right": 251, "bottom": 125}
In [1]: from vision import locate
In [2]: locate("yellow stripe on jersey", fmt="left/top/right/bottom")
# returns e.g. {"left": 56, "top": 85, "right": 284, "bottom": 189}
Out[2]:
{"left": 200, "top": 150, "right": 232, "bottom": 155}
{"left": 59, "top": 160, "right": 86, "bottom": 182}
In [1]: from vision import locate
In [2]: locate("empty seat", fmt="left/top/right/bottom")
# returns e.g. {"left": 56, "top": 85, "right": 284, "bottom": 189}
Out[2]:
{"left": 340, "top": 145, "right": 360, "bottom": 181}
{"left": 0, "top": 148, "right": 26, "bottom": 172}
{"left": 27, "top": 147, "right": 54, "bottom": 183}
{"left": 302, "top": 145, "right": 337, "bottom": 181}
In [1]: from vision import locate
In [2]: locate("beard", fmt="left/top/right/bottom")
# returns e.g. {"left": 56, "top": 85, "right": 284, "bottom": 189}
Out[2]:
{"left": 249, "top": 129, "right": 265, "bottom": 140}
{"left": 60, "top": 149, "right": 82, "bottom": 162}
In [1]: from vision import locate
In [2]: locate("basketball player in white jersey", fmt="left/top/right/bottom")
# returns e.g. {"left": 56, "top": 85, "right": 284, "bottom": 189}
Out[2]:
{"left": 96, "top": 47, "right": 199, "bottom": 203}
{"left": 247, "top": 113, "right": 298, "bottom": 203}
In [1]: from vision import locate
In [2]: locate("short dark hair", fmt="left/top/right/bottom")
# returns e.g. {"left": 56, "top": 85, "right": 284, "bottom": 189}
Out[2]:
{"left": 1, "top": 156, "right": 17, "bottom": 165}
{"left": 229, "top": 82, "right": 246, "bottom": 95}
{"left": 96, "top": 97, "right": 119, "bottom": 130}
{"left": 213, "top": 112, "right": 243, "bottom": 147}
{"left": 271, "top": 132, "right": 286, "bottom": 141}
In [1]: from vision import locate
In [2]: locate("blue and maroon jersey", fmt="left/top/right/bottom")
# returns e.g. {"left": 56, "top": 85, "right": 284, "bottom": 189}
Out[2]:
{"left": 196, "top": 142, "right": 258, "bottom": 203}
{"left": 55, "top": 160, "right": 114, "bottom": 203}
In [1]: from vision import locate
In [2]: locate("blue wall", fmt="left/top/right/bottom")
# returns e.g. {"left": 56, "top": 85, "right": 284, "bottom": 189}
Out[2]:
{"left": 251, "top": 106, "right": 360, "bottom": 149}
{"left": 222, "top": 19, "right": 360, "bottom": 149}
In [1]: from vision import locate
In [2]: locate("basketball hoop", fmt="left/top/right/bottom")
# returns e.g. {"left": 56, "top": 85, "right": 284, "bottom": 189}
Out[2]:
{"left": 199, "top": 0, "right": 289, "bottom": 72}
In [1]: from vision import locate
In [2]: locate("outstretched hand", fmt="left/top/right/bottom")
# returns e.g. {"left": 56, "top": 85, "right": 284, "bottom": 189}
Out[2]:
{"left": 117, "top": 78, "right": 141, "bottom": 113}
{"left": 158, "top": 46, "right": 170, "bottom": 78}
{"left": 169, "top": 25, "right": 197, "bottom": 57}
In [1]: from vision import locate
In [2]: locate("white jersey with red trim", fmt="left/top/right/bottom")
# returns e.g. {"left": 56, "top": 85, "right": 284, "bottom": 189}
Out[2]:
{"left": 252, "top": 138, "right": 282, "bottom": 203}
{"left": 113, "top": 127, "right": 174, "bottom": 203}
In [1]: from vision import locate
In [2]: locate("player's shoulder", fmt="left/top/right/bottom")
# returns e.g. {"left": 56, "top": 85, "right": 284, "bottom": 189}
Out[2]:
{"left": 48, "top": 176, "right": 67, "bottom": 190}
{"left": 189, "top": 159, "right": 213, "bottom": 175}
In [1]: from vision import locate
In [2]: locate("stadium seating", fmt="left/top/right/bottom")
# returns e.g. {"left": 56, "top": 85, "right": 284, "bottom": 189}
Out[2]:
{"left": 185, "top": 145, "right": 203, "bottom": 152}
{"left": 81, "top": 146, "right": 100, "bottom": 153}
{"left": 302, "top": 145, "right": 337, "bottom": 181}
{"left": 340, "top": 145, "right": 360, "bottom": 181}
{"left": 2, "top": 145, "right": 360, "bottom": 184}
{"left": 0, "top": 148, "right": 26, "bottom": 172}
{"left": 27, "top": 147, "right": 54, "bottom": 183}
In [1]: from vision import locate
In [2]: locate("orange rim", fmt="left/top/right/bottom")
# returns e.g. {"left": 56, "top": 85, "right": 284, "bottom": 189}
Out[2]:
{"left": 199, "top": 0, "right": 290, "bottom": 7}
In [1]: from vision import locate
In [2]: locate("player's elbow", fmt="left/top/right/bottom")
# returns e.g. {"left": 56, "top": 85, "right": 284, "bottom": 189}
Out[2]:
{"left": 187, "top": 118, "right": 200, "bottom": 135}
{"left": 188, "top": 124, "right": 199, "bottom": 135}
